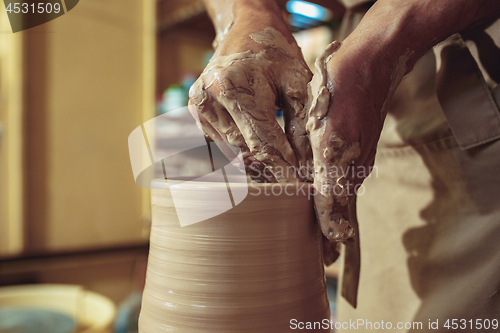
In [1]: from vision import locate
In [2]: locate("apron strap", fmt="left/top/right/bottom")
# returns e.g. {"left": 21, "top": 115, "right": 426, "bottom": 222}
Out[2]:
{"left": 341, "top": 195, "right": 361, "bottom": 308}
{"left": 435, "top": 34, "right": 500, "bottom": 150}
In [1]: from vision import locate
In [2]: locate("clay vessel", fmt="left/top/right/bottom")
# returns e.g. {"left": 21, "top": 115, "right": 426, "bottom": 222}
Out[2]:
{"left": 139, "top": 179, "right": 331, "bottom": 332}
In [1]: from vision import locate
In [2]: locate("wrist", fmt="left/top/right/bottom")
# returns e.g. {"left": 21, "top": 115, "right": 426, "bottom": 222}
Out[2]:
{"left": 345, "top": 0, "right": 498, "bottom": 74}
{"left": 341, "top": 1, "right": 427, "bottom": 74}
{"left": 232, "top": 0, "right": 292, "bottom": 43}
{"left": 214, "top": 2, "right": 293, "bottom": 56}
{"left": 325, "top": 31, "right": 395, "bottom": 128}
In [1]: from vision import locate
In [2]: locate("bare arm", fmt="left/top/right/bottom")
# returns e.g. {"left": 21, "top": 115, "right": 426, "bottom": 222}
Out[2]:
{"left": 357, "top": 0, "right": 500, "bottom": 75}
{"left": 202, "top": 0, "right": 294, "bottom": 52}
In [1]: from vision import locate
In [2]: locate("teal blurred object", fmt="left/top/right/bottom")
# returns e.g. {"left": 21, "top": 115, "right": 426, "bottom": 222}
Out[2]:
{"left": 326, "top": 276, "right": 338, "bottom": 312}
{"left": 114, "top": 292, "right": 142, "bottom": 333}
{"left": 0, "top": 308, "right": 76, "bottom": 333}
{"left": 158, "top": 85, "right": 188, "bottom": 115}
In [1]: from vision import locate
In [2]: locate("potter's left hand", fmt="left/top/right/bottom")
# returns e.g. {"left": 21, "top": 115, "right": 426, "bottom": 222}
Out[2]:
{"left": 306, "top": 24, "right": 406, "bottom": 242}
{"left": 307, "top": 0, "right": 500, "bottom": 242}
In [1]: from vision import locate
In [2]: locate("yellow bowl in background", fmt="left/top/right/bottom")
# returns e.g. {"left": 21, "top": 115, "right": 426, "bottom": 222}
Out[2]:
{"left": 0, "top": 284, "right": 116, "bottom": 333}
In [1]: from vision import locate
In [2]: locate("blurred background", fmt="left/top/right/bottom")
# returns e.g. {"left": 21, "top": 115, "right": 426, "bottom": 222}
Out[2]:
{"left": 0, "top": 0, "right": 355, "bottom": 331}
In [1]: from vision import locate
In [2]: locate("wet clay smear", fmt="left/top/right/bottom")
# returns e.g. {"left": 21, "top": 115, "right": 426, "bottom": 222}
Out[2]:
{"left": 305, "top": 41, "right": 360, "bottom": 241}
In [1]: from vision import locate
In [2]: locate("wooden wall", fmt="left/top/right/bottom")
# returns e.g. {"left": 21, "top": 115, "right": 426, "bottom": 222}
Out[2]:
{"left": 0, "top": 9, "right": 24, "bottom": 256}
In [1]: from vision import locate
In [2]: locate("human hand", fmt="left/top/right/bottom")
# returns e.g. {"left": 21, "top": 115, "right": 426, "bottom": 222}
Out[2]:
{"left": 188, "top": 18, "right": 313, "bottom": 182}
{"left": 306, "top": 36, "right": 406, "bottom": 242}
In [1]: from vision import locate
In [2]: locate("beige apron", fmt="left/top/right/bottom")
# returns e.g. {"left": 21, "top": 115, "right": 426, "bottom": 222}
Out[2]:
{"left": 335, "top": 1, "right": 500, "bottom": 331}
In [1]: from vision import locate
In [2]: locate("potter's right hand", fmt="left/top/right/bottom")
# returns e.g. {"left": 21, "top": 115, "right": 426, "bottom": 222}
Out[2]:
{"left": 189, "top": 1, "right": 312, "bottom": 182}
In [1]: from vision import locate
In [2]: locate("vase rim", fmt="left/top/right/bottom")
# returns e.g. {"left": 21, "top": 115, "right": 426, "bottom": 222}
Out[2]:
{"left": 150, "top": 178, "right": 313, "bottom": 189}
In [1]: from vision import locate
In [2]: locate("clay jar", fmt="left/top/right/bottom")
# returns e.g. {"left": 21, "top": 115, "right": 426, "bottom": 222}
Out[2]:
{"left": 139, "top": 179, "right": 331, "bottom": 332}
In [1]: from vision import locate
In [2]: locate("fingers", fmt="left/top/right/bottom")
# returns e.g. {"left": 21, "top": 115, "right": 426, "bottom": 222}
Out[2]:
{"left": 311, "top": 133, "right": 360, "bottom": 242}
{"left": 189, "top": 47, "right": 312, "bottom": 183}
{"left": 189, "top": 78, "right": 253, "bottom": 168}
{"left": 282, "top": 64, "right": 314, "bottom": 181}
{"left": 189, "top": 79, "right": 246, "bottom": 154}
{"left": 189, "top": 70, "right": 280, "bottom": 182}
{"left": 322, "top": 235, "right": 341, "bottom": 266}
{"left": 215, "top": 62, "right": 301, "bottom": 182}
{"left": 306, "top": 41, "right": 362, "bottom": 242}
{"left": 188, "top": 100, "right": 224, "bottom": 143}
{"left": 312, "top": 126, "right": 378, "bottom": 242}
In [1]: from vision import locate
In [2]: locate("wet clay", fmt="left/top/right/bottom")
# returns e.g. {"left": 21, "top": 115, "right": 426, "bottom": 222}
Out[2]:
{"left": 138, "top": 180, "right": 330, "bottom": 333}
{"left": 190, "top": 27, "right": 361, "bottom": 241}
{"left": 305, "top": 41, "right": 360, "bottom": 241}
{"left": 251, "top": 28, "right": 314, "bottom": 180}
{"left": 212, "top": 2, "right": 234, "bottom": 49}
{"left": 189, "top": 27, "right": 312, "bottom": 182}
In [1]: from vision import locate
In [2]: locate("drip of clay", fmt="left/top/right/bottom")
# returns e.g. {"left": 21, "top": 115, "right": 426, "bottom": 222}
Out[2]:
{"left": 305, "top": 41, "right": 360, "bottom": 241}
{"left": 139, "top": 180, "right": 330, "bottom": 333}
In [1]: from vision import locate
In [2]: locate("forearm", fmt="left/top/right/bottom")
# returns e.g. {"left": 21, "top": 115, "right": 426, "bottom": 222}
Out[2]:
{"left": 345, "top": 0, "right": 500, "bottom": 72}
{"left": 202, "top": 0, "right": 294, "bottom": 49}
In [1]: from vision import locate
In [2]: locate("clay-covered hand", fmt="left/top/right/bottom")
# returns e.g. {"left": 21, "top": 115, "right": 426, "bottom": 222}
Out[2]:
{"left": 306, "top": 0, "right": 500, "bottom": 245}
{"left": 188, "top": 21, "right": 313, "bottom": 182}
{"left": 306, "top": 38, "right": 404, "bottom": 242}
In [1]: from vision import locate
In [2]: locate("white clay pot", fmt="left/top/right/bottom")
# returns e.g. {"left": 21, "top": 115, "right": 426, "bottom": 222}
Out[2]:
{"left": 139, "top": 179, "right": 331, "bottom": 332}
